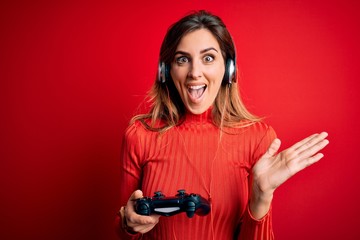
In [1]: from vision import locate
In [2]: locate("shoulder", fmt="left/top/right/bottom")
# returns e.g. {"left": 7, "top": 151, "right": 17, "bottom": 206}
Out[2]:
{"left": 246, "top": 121, "right": 276, "bottom": 146}
{"left": 123, "top": 119, "right": 167, "bottom": 143}
{"left": 231, "top": 120, "right": 276, "bottom": 138}
{"left": 229, "top": 120, "right": 276, "bottom": 152}
{"left": 243, "top": 121, "right": 277, "bottom": 163}
{"left": 249, "top": 121, "right": 276, "bottom": 147}
{"left": 124, "top": 120, "right": 150, "bottom": 140}
{"left": 247, "top": 121, "right": 276, "bottom": 137}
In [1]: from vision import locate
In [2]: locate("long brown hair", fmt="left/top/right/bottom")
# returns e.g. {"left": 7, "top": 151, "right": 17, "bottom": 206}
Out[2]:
{"left": 131, "top": 10, "right": 260, "bottom": 132}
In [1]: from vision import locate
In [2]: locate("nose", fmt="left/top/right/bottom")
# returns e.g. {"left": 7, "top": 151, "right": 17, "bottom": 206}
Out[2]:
{"left": 187, "top": 60, "right": 202, "bottom": 79}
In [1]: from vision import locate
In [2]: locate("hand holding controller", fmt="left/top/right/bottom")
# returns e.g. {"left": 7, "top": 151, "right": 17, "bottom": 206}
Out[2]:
{"left": 135, "top": 189, "right": 211, "bottom": 218}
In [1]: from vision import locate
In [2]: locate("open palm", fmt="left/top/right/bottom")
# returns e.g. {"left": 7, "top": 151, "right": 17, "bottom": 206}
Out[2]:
{"left": 252, "top": 132, "right": 329, "bottom": 195}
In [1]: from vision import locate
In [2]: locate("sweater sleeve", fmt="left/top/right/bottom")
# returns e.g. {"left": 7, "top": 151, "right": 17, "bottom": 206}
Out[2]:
{"left": 116, "top": 123, "right": 144, "bottom": 239}
{"left": 238, "top": 124, "right": 276, "bottom": 240}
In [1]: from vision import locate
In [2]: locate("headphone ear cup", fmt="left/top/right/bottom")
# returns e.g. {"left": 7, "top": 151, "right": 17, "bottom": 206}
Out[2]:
{"left": 158, "top": 62, "right": 171, "bottom": 83}
{"left": 223, "top": 58, "right": 236, "bottom": 84}
{"left": 158, "top": 62, "right": 166, "bottom": 83}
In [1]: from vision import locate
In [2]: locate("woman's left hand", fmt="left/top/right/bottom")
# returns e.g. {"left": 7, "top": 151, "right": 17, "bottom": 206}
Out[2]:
{"left": 250, "top": 132, "right": 329, "bottom": 219}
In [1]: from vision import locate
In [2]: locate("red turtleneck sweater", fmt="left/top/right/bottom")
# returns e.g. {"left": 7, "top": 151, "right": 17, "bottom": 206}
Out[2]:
{"left": 118, "top": 110, "right": 276, "bottom": 239}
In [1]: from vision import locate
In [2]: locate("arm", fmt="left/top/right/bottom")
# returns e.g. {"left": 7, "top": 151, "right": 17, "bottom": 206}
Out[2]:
{"left": 238, "top": 125, "right": 276, "bottom": 240}
{"left": 239, "top": 131, "right": 329, "bottom": 239}
{"left": 116, "top": 124, "right": 160, "bottom": 239}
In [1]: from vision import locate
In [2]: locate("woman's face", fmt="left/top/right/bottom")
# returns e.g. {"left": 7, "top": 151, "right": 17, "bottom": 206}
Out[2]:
{"left": 170, "top": 28, "right": 225, "bottom": 115}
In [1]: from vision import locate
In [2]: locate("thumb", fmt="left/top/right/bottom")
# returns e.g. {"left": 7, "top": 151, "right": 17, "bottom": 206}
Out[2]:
{"left": 265, "top": 138, "right": 281, "bottom": 158}
{"left": 131, "top": 190, "right": 144, "bottom": 200}
{"left": 126, "top": 190, "right": 144, "bottom": 211}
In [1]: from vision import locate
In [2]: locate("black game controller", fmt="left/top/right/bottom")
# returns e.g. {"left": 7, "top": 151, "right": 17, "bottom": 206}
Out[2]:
{"left": 135, "top": 189, "right": 211, "bottom": 218}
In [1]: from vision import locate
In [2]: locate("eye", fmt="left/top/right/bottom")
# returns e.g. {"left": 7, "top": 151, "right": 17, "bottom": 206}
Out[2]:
{"left": 176, "top": 56, "right": 189, "bottom": 64}
{"left": 203, "top": 55, "right": 214, "bottom": 63}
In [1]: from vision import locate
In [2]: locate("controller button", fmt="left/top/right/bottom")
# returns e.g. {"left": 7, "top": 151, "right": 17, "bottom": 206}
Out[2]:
{"left": 177, "top": 189, "right": 186, "bottom": 196}
{"left": 139, "top": 205, "right": 148, "bottom": 211}
{"left": 187, "top": 201, "right": 196, "bottom": 208}
{"left": 153, "top": 191, "right": 164, "bottom": 198}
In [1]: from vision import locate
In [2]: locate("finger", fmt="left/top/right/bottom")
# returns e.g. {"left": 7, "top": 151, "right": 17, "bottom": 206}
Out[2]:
{"left": 289, "top": 133, "right": 319, "bottom": 151}
{"left": 132, "top": 216, "right": 160, "bottom": 233}
{"left": 295, "top": 153, "right": 325, "bottom": 173}
{"left": 297, "top": 138, "right": 329, "bottom": 166}
{"left": 132, "top": 224, "right": 153, "bottom": 234}
{"left": 133, "top": 224, "right": 156, "bottom": 234}
{"left": 129, "top": 189, "right": 144, "bottom": 201}
{"left": 263, "top": 138, "right": 281, "bottom": 158}
{"left": 126, "top": 190, "right": 144, "bottom": 212}
{"left": 305, "top": 153, "right": 324, "bottom": 166}
{"left": 296, "top": 137, "right": 329, "bottom": 162}
{"left": 297, "top": 132, "right": 328, "bottom": 152}
{"left": 127, "top": 212, "right": 160, "bottom": 227}
{"left": 293, "top": 132, "right": 328, "bottom": 153}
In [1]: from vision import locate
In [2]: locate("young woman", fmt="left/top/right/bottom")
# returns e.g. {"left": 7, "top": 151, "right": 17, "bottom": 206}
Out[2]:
{"left": 117, "top": 10, "right": 329, "bottom": 239}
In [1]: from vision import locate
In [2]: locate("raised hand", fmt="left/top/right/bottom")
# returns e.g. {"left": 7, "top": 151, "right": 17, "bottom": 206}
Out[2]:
{"left": 250, "top": 132, "right": 329, "bottom": 219}
{"left": 120, "top": 190, "right": 160, "bottom": 234}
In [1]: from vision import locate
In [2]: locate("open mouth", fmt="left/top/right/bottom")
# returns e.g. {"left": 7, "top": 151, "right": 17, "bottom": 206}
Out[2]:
{"left": 188, "top": 84, "right": 207, "bottom": 100}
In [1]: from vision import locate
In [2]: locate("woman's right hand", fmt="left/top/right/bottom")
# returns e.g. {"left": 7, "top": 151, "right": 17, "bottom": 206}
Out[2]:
{"left": 121, "top": 190, "right": 160, "bottom": 234}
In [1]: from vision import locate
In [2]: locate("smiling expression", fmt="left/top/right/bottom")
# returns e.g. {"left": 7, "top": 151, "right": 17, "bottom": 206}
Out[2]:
{"left": 170, "top": 28, "right": 225, "bottom": 115}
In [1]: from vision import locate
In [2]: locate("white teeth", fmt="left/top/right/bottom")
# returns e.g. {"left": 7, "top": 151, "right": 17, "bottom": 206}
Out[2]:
{"left": 188, "top": 84, "right": 206, "bottom": 90}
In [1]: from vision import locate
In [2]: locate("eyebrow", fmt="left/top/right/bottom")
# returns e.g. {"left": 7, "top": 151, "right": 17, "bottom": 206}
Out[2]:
{"left": 174, "top": 47, "right": 219, "bottom": 56}
{"left": 201, "top": 47, "right": 218, "bottom": 54}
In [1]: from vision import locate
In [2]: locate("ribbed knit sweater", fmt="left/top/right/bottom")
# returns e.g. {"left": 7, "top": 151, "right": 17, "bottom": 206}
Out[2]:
{"left": 118, "top": 109, "right": 276, "bottom": 239}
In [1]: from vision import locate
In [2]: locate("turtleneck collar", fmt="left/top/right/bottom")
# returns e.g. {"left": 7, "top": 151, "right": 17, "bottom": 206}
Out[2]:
{"left": 184, "top": 107, "right": 213, "bottom": 124}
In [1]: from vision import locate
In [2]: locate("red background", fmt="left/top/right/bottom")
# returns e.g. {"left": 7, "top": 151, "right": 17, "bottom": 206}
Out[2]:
{"left": 1, "top": 0, "right": 359, "bottom": 239}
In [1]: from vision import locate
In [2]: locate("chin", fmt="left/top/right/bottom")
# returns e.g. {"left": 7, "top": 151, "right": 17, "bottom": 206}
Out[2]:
{"left": 187, "top": 105, "right": 210, "bottom": 115}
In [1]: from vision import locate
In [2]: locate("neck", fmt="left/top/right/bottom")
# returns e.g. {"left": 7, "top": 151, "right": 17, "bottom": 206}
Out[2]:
{"left": 184, "top": 107, "right": 213, "bottom": 124}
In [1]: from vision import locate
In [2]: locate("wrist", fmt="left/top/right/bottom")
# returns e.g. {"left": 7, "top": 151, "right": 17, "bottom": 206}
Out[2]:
{"left": 254, "top": 190, "right": 274, "bottom": 203}
{"left": 249, "top": 191, "right": 274, "bottom": 220}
